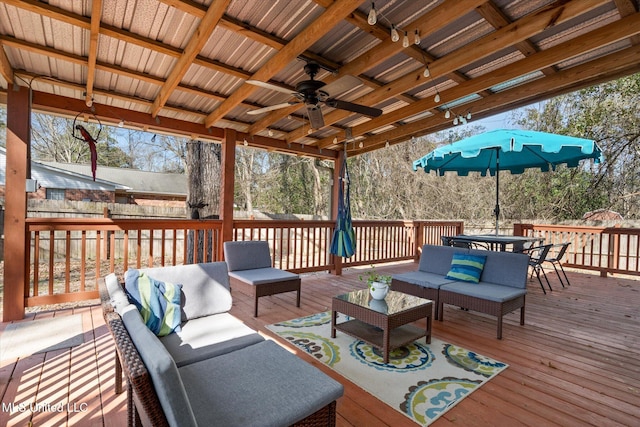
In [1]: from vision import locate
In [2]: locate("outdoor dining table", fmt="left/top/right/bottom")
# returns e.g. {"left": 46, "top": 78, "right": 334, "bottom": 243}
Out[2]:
{"left": 450, "top": 234, "right": 545, "bottom": 252}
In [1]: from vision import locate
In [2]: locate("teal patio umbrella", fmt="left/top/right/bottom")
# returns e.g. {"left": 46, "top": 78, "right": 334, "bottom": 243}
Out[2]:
{"left": 330, "top": 151, "right": 356, "bottom": 258}
{"left": 413, "top": 129, "right": 603, "bottom": 234}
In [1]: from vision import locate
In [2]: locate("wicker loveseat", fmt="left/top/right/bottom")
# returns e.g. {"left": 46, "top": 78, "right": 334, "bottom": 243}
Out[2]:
{"left": 100, "top": 262, "right": 343, "bottom": 427}
{"left": 392, "top": 244, "right": 530, "bottom": 339}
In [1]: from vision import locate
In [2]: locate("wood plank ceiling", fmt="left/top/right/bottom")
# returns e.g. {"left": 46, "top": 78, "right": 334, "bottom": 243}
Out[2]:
{"left": 0, "top": 0, "right": 639, "bottom": 159}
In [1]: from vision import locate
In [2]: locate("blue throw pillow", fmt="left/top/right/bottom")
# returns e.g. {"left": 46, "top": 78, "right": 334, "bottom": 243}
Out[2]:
{"left": 445, "top": 253, "right": 487, "bottom": 283}
{"left": 125, "top": 269, "right": 182, "bottom": 336}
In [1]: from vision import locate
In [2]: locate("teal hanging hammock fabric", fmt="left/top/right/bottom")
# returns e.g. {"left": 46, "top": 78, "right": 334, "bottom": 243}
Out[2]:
{"left": 330, "top": 152, "right": 355, "bottom": 258}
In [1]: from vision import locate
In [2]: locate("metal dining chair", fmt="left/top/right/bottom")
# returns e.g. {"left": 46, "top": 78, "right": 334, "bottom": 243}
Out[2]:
{"left": 524, "top": 244, "right": 554, "bottom": 294}
{"left": 543, "top": 242, "right": 571, "bottom": 288}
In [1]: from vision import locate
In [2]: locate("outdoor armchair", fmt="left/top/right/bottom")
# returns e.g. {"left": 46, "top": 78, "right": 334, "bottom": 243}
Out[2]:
{"left": 224, "top": 240, "right": 301, "bottom": 317}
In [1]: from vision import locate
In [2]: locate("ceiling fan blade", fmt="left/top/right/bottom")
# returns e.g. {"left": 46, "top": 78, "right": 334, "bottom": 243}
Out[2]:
{"left": 246, "top": 80, "right": 296, "bottom": 96}
{"left": 247, "top": 102, "right": 299, "bottom": 115}
{"left": 306, "top": 104, "right": 325, "bottom": 129}
{"left": 326, "top": 99, "right": 382, "bottom": 118}
{"left": 322, "top": 75, "right": 364, "bottom": 98}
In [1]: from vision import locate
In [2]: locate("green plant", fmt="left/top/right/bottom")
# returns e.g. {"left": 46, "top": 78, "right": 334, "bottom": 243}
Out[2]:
{"left": 358, "top": 266, "right": 392, "bottom": 289}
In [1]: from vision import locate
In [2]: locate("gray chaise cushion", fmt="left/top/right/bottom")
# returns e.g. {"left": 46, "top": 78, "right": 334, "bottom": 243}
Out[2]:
{"left": 228, "top": 267, "right": 298, "bottom": 285}
{"left": 419, "top": 244, "right": 466, "bottom": 275}
{"left": 469, "top": 249, "right": 529, "bottom": 289}
{"left": 224, "top": 240, "right": 272, "bottom": 271}
{"left": 121, "top": 306, "right": 197, "bottom": 427}
{"left": 160, "top": 313, "right": 264, "bottom": 367}
{"left": 180, "top": 340, "right": 344, "bottom": 427}
{"left": 391, "top": 270, "right": 456, "bottom": 289}
{"left": 140, "top": 262, "right": 232, "bottom": 321}
{"left": 440, "top": 281, "right": 527, "bottom": 302}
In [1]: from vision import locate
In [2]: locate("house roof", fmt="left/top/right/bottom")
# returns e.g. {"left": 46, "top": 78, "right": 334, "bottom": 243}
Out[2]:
{"left": 0, "top": 0, "right": 639, "bottom": 158}
{"left": 0, "top": 146, "right": 123, "bottom": 191}
{"left": 39, "top": 161, "right": 187, "bottom": 197}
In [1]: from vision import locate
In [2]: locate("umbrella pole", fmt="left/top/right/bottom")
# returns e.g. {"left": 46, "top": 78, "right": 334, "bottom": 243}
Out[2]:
{"left": 494, "top": 149, "right": 500, "bottom": 235}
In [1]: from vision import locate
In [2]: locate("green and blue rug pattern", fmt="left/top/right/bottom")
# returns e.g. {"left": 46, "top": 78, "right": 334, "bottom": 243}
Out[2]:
{"left": 267, "top": 311, "right": 507, "bottom": 426}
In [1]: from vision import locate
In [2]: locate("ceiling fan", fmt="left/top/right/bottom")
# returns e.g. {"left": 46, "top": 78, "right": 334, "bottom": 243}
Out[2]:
{"left": 246, "top": 62, "right": 383, "bottom": 129}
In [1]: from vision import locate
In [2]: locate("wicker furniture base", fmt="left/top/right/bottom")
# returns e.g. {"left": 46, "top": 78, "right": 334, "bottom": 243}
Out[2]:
{"left": 331, "top": 290, "right": 432, "bottom": 363}
{"left": 230, "top": 276, "right": 301, "bottom": 317}
{"left": 438, "top": 290, "right": 525, "bottom": 339}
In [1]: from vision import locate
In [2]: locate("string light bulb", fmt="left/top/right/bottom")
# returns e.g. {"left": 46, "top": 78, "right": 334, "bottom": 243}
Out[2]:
{"left": 414, "top": 29, "right": 420, "bottom": 45}
{"left": 118, "top": 119, "right": 124, "bottom": 128}
{"left": 390, "top": 25, "right": 400, "bottom": 42}
{"left": 453, "top": 117, "right": 459, "bottom": 125}
{"left": 402, "top": 31, "right": 410, "bottom": 48}
{"left": 268, "top": 129, "right": 274, "bottom": 137}
{"left": 445, "top": 110, "right": 451, "bottom": 119}
{"left": 466, "top": 112, "right": 472, "bottom": 120}
{"left": 434, "top": 93, "right": 440, "bottom": 103}
{"left": 243, "top": 138, "right": 248, "bottom": 146}
{"left": 367, "top": 2, "right": 377, "bottom": 25}
{"left": 385, "top": 140, "right": 389, "bottom": 148}
{"left": 423, "top": 65, "right": 430, "bottom": 78}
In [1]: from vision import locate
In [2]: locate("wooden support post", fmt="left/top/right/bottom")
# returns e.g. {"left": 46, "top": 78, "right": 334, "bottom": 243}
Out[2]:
{"left": 3, "top": 84, "right": 30, "bottom": 321}
{"left": 330, "top": 150, "right": 345, "bottom": 275}
{"left": 220, "top": 129, "right": 236, "bottom": 258}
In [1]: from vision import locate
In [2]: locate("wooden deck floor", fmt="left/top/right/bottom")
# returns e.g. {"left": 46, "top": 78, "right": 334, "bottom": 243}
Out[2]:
{"left": 1, "top": 261, "right": 639, "bottom": 426}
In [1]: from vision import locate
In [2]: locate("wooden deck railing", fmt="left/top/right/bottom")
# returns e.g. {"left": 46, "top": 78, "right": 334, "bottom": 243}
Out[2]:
{"left": 516, "top": 223, "right": 640, "bottom": 277}
{"left": 23, "top": 218, "right": 639, "bottom": 307}
{"left": 23, "top": 218, "right": 462, "bottom": 307}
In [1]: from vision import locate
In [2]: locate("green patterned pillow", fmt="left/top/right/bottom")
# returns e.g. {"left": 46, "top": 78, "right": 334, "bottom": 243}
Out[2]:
{"left": 444, "top": 253, "right": 487, "bottom": 283}
{"left": 125, "top": 269, "right": 182, "bottom": 336}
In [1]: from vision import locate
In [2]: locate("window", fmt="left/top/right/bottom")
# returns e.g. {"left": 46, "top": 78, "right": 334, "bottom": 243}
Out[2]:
{"left": 46, "top": 188, "right": 65, "bottom": 200}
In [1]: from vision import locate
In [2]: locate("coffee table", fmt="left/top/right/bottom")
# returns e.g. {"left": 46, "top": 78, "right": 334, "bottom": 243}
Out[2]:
{"left": 331, "top": 289, "right": 432, "bottom": 363}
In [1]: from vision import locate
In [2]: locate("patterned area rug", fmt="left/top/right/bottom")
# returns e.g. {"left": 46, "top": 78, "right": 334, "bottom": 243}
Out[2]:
{"left": 267, "top": 312, "right": 508, "bottom": 426}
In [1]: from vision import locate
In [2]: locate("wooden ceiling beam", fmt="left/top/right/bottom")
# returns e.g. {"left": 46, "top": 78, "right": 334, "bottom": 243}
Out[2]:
{"left": 0, "top": 41, "right": 12, "bottom": 83}
{"left": 476, "top": 1, "right": 557, "bottom": 76}
{"left": 303, "top": 0, "right": 610, "bottom": 148}
{"left": 84, "top": 0, "right": 102, "bottom": 107}
{"left": 318, "top": 11, "right": 640, "bottom": 150}
{"left": 151, "top": 0, "right": 231, "bottom": 117}
{"left": 204, "top": 0, "right": 364, "bottom": 128}
{"left": 351, "top": 44, "right": 640, "bottom": 155}
{"left": 251, "top": 0, "right": 486, "bottom": 137}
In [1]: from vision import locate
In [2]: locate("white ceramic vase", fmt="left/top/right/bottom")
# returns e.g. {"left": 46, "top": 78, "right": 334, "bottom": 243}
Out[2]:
{"left": 369, "top": 282, "right": 389, "bottom": 300}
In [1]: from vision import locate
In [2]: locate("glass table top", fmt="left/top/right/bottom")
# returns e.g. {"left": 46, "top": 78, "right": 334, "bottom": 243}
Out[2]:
{"left": 334, "top": 289, "right": 432, "bottom": 315}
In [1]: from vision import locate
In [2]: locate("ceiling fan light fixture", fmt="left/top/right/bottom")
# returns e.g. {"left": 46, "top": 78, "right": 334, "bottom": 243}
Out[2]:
{"left": 368, "top": 2, "right": 377, "bottom": 25}
{"left": 402, "top": 31, "right": 410, "bottom": 48}
{"left": 391, "top": 25, "right": 400, "bottom": 42}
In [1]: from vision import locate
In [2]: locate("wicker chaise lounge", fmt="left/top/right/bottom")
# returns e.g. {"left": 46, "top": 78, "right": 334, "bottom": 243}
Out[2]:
{"left": 99, "top": 262, "right": 342, "bottom": 426}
